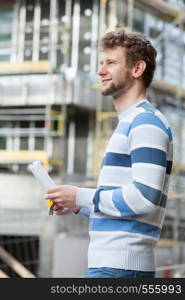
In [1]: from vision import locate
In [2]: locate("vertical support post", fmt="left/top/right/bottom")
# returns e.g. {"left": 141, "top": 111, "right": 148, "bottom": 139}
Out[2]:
{"left": 128, "top": 0, "right": 134, "bottom": 30}
{"left": 45, "top": 104, "right": 52, "bottom": 158}
{"left": 86, "top": 114, "right": 94, "bottom": 178}
{"left": 17, "top": 0, "right": 26, "bottom": 62}
{"left": 11, "top": 0, "right": 20, "bottom": 62}
{"left": 71, "top": 0, "right": 80, "bottom": 73}
{"left": 33, "top": 0, "right": 41, "bottom": 63}
{"left": 67, "top": 121, "right": 76, "bottom": 175}
{"left": 90, "top": 0, "right": 99, "bottom": 77}
{"left": 49, "top": 0, "right": 58, "bottom": 71}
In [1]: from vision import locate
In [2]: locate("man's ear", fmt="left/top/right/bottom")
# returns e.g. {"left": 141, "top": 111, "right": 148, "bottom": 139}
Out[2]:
{"left": 132, "top": 60, "right": 146, "bottom": 79}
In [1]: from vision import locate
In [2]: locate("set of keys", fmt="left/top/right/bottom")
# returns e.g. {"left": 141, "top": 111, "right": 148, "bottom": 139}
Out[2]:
{"left": 48, "top": 200, "right": 54, "bottom": 215}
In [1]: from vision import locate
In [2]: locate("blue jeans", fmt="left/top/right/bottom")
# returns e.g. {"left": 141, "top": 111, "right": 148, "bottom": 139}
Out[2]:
{"left": 85, "top": 267, "right": 155, "bottom": 278}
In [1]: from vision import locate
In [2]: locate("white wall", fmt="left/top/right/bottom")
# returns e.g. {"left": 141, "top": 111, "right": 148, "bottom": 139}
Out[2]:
{"left": 52, "top": 234, "right": 89, "bottom": 278}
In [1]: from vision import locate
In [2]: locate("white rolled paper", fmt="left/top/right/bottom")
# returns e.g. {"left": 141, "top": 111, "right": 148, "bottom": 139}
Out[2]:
{"left": 28, "top": 160, "right": 56, "bottom": 189}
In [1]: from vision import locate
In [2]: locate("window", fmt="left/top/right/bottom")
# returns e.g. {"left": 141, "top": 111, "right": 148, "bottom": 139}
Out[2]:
{"left": 78, "top": 0, "right": 93, "bottom": 71}
{"left": 24, "top": 0, "right": 35, "bottom": 61}
{"left": 0, "top": 1, "right": 14, "bottom": 62}
{"left": 39, "top": 0, "right": 50, "bottom": 61}
{"left": 35, "top": 137, "right": 44, "bottom": 150}
{"left": 0, "top": 122, "right": 7, "bottom": 149}
{"left": 20, "top": 137, "right": 29, "bottom": 150}
{"left": 0, "top": 136, "right": 6, "bottom": 149}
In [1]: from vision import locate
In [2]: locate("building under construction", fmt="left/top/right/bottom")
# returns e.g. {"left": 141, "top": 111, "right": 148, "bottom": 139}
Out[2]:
{"left": 0, "top": 0, "right": 185, "bottom": 277}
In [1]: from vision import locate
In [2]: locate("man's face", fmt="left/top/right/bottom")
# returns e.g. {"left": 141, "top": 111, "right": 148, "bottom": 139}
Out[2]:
{"left": 97, "top": 46, "right": 133, "bottom": 97}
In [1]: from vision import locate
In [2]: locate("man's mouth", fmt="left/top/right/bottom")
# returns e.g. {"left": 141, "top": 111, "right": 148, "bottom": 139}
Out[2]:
{"left": 102, "top": 79, "right": 111, "bottom": 85}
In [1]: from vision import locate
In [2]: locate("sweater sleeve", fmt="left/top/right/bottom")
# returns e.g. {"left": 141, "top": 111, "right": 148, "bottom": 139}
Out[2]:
{"left": 75, "top": 207, "right": 90, "bottom": 218}
{"left": 76, "top": 188, "right": 96, "bottom": 214}
{"left": 77, "top": 112, "right": 172, "bottom": 224}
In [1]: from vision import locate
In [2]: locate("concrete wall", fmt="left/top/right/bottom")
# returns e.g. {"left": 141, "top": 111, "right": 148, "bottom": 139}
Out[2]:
{"left": 52, "top": 234, "right": 89, "bottom": 278}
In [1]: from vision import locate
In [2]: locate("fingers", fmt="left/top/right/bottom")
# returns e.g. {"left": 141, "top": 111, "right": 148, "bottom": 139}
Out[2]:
{"left": 44, "top": 192, "right": 64, "bottom": 206}
{"left": 53, "top": 204, "right": 63, "bottom": 214}
{"left": 53, "top": 205, "right": 77, "bottom": 216}
{"left": 53, "top": 206, "right": 68, "bottom": 216}
{"left": 44, "top": 192, "right": 61, "bottom": 200}
{"left": 47, "top": 186, "right": 62, "bottom": 193}
{"left": 44, "top": 185, "right": 77, "bottom": 210}
{"left": 55, "top": 209, "right": 70, "bottom": 216}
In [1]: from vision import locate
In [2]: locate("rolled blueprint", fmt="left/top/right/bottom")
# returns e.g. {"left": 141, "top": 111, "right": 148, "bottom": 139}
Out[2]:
{"left": 28, "top": 161, "right": 67, "bottom": 215}
{"left": 28, "top": 160, "right": 55, "bottom": 215}
{"left": 28, "top": 160, "right": 55, "bottom": 190}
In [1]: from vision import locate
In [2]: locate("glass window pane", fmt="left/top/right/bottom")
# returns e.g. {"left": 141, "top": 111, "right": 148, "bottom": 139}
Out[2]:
{"left": 78, "top": 0, "right": 93, "bottom": 71}
{"left": 20, "top": 121, "right": 30, "bottom": 128}
{"left": 0, "top": 136, "right": 6, "bottom": 149}
{"left": 35, "top": 137, "right": 44, "bottom": 150}
{"left": 39, "top": 0, "right": 50, "bottom": 60}
{"left": 20, "top": 137, "right": 29, "bottom": 150}
{"left": 0, "top": 3, "right": 14, "bottom": 62}
{"left": 24, "top": 0, "right": 35, "bottom": 61}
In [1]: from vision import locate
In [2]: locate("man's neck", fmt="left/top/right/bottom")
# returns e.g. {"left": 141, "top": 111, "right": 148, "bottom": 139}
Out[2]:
{"left": 112, "top": 87, "right": 146, "bottom": 114}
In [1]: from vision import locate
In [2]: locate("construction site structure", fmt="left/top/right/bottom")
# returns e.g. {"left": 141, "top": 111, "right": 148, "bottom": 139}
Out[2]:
{"left": 0, "top": 0, "right": 185, "bottom": 277}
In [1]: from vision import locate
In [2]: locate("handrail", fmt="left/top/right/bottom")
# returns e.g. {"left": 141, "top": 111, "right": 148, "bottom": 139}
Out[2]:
{"left": 0, "top": 246, "right": 36, "bottom": 278}
{"left": 0, "top": 269, "right": 9, "bottom": 278}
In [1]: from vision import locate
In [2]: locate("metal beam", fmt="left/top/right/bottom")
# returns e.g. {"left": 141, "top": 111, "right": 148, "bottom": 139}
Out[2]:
{"left": 138, "top": 0, "right": 180, "bottom": 21}
{"left": 0, "top": 246, "right": 36, "bottom": 278}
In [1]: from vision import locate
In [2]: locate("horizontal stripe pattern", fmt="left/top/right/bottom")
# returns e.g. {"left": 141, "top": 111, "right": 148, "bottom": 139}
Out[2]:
{"left": 105, "top": 133, "right": 128, "bottom": 154}
{"left": 137, "top": 100, "right": 156, "bottom": 113}
{"left": 133, "top": 181, "right": 167, "bottom": 207}
{"left": 89, "top": 218, "right": 161, "bottom": 239}
{"left": 112, "top": 188, "right": 136, "bottom": 217}
{"left": 99, "top": 189, "right": 121, "bottom": 218}
{"left": 85, "top": 99, "right": 173, "bottom": 271}
{"left": 97, "top": 185, "right": 166, "bottom": 226}
{"left": 129, "top": 125, "right": 169, "bottom": 152}
{"left": 101, "top": 152, "right": 131, "bottom": 168}
{"left": 132, "top": 163, "right": 166, "bottom": 190}
{"left": 131, "top": 147, "right": 166, "bottom": 167}
{"left": 98, "top": 166, "right": 132, "bottom": 187}
{"left": 114, "top": 122, "right": 132, "bottom": 136}
{"left": 130, "top": 112, "right": 172, "bottom": 141}
{"left": 122, "top": 184, "right": 165, "bottom": 227}
{"left": 120, "top": 106, "right": 145, "bottom": 123}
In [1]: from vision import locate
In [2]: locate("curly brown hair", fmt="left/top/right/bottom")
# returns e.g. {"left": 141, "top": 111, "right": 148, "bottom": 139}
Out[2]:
{"left": 98, "top": 28, "right": 157, "bottom": 88}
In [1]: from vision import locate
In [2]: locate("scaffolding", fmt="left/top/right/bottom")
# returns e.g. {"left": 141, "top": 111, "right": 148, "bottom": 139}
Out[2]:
{"left": 0, "top": 0, "right": 185, "bottom": 277}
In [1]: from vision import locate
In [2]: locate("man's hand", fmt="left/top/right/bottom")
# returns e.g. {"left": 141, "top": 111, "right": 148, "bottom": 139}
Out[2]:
{"left": 44, "top": 185, "right": 78, "bottom": 208}
{"left": 53, "top": 206, "right": 80, "bottom": 216}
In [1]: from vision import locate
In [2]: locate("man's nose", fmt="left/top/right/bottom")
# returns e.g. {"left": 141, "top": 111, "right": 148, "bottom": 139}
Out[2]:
{"left": 97, "top": 64, "right": 107, "bottom": 76}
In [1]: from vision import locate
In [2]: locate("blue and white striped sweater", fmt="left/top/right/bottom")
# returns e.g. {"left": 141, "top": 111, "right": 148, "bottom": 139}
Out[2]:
{"left": 76, "top": 99, "right": 173, "bottom": 271}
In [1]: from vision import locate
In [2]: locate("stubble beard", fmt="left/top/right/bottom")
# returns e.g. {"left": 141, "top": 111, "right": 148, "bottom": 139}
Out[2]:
{"left": 101, "top": 70, "right": 133, "bottom": 99}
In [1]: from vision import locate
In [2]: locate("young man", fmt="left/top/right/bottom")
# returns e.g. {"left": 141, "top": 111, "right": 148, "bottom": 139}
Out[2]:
{"left": 44, "top": 29, "right": 173, "bottom": 278}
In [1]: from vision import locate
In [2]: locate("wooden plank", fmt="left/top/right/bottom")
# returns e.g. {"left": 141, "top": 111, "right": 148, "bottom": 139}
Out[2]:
{"left": 0, "top": 150, "right": 49, "bottom": 170}
{"left": 0, "top": 269, "right": 10, "bottom": 278}
{"left": 0, "top": 246, "right": 36, "bottom": 278}
{"left": 152, "top": 79, "right": 185, "bottom": 98}
{"left": 0, "top": 61, "right": 50, "bottom": 74}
